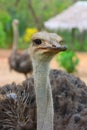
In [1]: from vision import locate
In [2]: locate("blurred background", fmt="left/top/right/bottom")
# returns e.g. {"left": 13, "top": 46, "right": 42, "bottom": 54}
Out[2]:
{"left": 0, "top": 0, "right": 87, "bottom": 85}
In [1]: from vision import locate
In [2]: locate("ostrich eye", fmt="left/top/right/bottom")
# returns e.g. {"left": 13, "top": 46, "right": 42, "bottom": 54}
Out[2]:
{"left": 33, "top": 39, "right": 42, "bottom": 45}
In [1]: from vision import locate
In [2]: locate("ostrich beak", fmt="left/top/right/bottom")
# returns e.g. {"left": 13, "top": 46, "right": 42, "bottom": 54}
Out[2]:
{"left": 42, "top": 40, "right": 67, "bottom": 52}
{"left": 51, "top": 42, "right": 67, "bottom": 51}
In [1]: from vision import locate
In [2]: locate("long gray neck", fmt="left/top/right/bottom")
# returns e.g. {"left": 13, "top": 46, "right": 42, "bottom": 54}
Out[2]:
{"left": 33, "top": 59, "right": 54, "bottom": 130}
{"left": 12, "top": 26, "right": 19, "bottom": 52}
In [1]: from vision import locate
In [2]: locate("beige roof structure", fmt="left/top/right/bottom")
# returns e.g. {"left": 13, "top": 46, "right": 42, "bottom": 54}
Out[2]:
{"left": 44, "top": 1, "right": 87, "bottom": 31}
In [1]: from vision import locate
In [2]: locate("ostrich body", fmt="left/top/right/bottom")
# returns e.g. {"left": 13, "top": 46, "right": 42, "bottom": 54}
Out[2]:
{"left": 8, "top": 19, "right": 33, "bottom": 77}
{"left": 0, "top": 70, "right": 87, "bottom": 130}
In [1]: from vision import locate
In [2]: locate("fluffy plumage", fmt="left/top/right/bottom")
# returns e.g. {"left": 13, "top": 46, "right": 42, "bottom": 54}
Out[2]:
{"left": 9, "top": 50, "right": 33, "bottom": 77}
{"left": 0, "top": 78, "right": 36, "bottom": 130}
{"left": 0, "top": 69, "right": 87, "bottom": 130}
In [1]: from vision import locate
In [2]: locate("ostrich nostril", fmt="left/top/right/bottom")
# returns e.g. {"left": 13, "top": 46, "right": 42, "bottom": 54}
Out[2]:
{"left": 52, "top": 45, "right": 56, "bottom": 48}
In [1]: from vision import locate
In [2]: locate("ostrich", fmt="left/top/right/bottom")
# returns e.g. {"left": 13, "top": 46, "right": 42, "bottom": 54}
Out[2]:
{"left": 29, "top": 31, "right": 67, "bottom": 130}
{"left": 0, "top": 31, "right": 87, "bottom": 130}
{"left": 8, "top": 19, "right": 33, "bottom": 78}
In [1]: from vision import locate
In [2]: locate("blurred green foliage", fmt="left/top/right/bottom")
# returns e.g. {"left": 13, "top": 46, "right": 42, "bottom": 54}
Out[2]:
{"left": 0, "top": 10, "right": 11, "bottom": 26}
{"left": 0, "top": 10, "right": 12, "bottom": 48}
{"left": 0, "top": 22, "right": 6, "bottom": 48}
{"left": 0, "top": 0, "right": 72, "bottom": 48}
{"left": 0, "top": 0, "right": 87, "bottom": 51}
{"left": 56, "top": 50, "right": 79, "bottom": 73}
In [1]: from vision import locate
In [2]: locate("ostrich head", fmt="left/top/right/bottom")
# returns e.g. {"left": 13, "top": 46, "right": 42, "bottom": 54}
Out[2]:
{"left": 30, "top": 31, "right": 67, "bottom": 62}
{"left": 12, "top": 19, "right": 19, "bottom": 27}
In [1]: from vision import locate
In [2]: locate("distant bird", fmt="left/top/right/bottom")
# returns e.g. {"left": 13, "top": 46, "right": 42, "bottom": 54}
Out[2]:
{"left": 8, "top": 19, "right": 33, "bottom": 78}
{"left": 0, "top": 31, "right": 87, "bottom": 130}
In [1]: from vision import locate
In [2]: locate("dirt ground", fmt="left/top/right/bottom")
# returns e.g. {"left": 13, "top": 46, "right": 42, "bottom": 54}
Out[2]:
{"left": 0, "top": 49, "right": 87, "bottom": 86}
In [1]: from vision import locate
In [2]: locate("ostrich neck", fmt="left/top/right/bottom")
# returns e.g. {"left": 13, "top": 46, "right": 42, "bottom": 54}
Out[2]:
{"left": 33, "top": 59, "right": 54, "bottom": 130}
{"left": 12, "top": 26, "right": 19, "bottom": 52}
